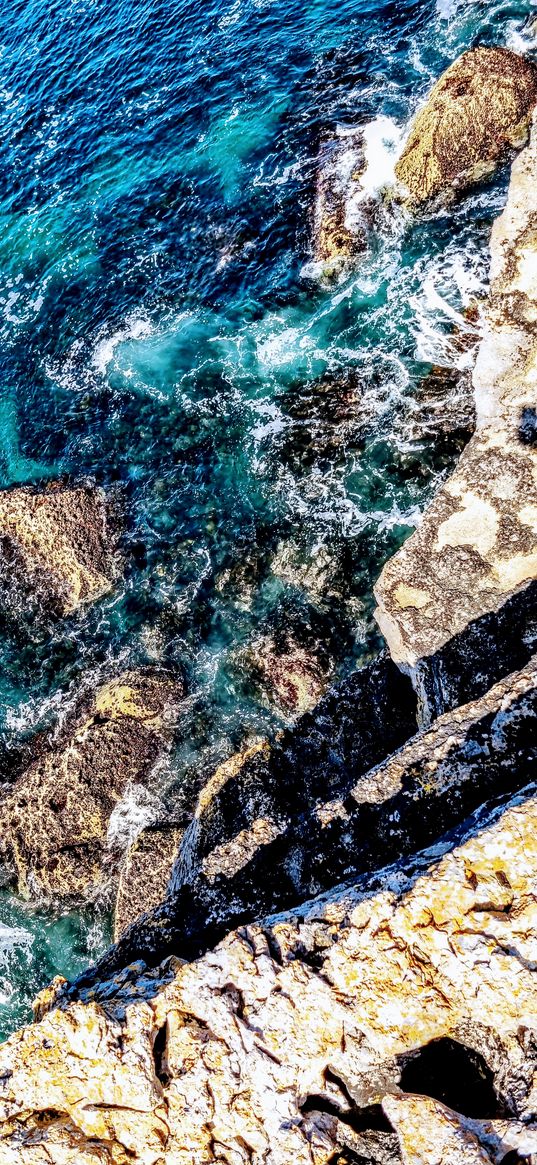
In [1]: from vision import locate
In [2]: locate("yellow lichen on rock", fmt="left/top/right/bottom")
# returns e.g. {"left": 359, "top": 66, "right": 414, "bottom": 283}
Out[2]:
{"left": 1, "top": 791, "right": 537, "bottom": 1162}
{"left": 396, "top": 46, "right": 537, "bottom": 205}
{"left": 0, "top": 670, "right": 182, "bottom": 903}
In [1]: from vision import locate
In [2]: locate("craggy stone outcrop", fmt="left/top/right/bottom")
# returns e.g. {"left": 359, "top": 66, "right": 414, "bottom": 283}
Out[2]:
{"left": 0, "top": 481, "right": 121, "bottom": 616}
{"left": 2, "top": 786, "right": 537, "bottom": 1162}
{"left": 395, "top": 46, "right": 537, "bottom": 206}
{"left": 375, "top": 114, "right": 537, "bottom": 719}
{"left": 71, "top": 654, "right": 537, "bottom": 990}
{"left": 0, "top": 670, "right": 182, "bottom": 903}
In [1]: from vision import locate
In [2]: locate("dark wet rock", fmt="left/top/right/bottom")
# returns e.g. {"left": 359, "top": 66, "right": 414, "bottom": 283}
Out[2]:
{"left": 0, "top": 670, "right": 182, "bottom": 903}
{"left": 396, "top": 46, "right": 537, "bottom": 206}
{"left": 276, "top": 367, "right": 369, "bottom": 472}
{"left": 70, "top": 654, "right": 537, "bottom": 990}
{"left": 0, "top": 481, "right": 121, "bottom": 617}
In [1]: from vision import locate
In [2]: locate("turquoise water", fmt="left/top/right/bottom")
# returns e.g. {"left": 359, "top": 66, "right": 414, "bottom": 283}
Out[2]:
{"left": 0, "top": 0, "right": 534, "bottom": 1038}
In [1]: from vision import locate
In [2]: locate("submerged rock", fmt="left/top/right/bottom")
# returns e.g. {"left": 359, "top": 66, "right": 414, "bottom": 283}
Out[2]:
{"left": 243, "top": 633, "right": 331, "bottom": 715}
{"left": 376, "top": 114, "right": 537, "bottom": 718}
{"left": 3, "top": 786, "right": 537, "bottom": 1162}
{"left": 395, "top": 46, "right": 537, "bottom": 206}
{"left": 0, "top": 670, "right": 182, "bottom": 902}
{"left": 0, "top": 481, "right": 121, "bottom": 616}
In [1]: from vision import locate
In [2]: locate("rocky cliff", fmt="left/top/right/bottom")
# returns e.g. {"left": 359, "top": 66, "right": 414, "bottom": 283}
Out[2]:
{"left": 2, "top": 49, "right": 537, "bottom": 1165}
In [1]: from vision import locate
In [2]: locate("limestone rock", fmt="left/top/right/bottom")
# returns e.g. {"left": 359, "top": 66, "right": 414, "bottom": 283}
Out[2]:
{"left": 0, "top": 481, "right": 120, "bottom": 616}
{"left": 0, "top": 670, "right": 182, "bottom": 902}
{"left": 114, "top": 824, "right": 182, "bottom": 940}
{"left": 242, "top": 633, "right": 331, "bottom": 716}
{"left": 72, "top": 655, "right": 536, "bottom": 987}
{"left": 2, "top": 788, "right": 537, "bottom": 1161}
{"left": 375, "top": 114, "right": 537, "bottom": 718}
{"left": 395, "top": 46, "right": 537, "bottom": 206}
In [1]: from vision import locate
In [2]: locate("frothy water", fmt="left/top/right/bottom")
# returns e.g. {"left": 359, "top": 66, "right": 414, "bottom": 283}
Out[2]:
{"left": 0, "top": 0, "right": 534, "bottom": 1037}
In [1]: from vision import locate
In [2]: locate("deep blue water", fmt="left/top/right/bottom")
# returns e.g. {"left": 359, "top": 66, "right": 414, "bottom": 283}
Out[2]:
{"left": 0, "top": 0, "right": 534, "bottom": 1038}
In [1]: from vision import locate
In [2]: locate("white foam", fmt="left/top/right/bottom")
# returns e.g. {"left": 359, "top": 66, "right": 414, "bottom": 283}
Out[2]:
{"left": 92, "top": 316, "right": 153, "bottom": 376}
{"left": 106, "top": 783, "right": 163, "bottom": 853}
{"left": 352, "top": 115, "right": 405, "bottom": 202}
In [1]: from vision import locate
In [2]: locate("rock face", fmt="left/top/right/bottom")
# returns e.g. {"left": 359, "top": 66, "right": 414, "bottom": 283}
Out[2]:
{"left": 0, "top": 482, "right": 120, "bottom": 616}
{"left": 395, "top": 46, "right": 537, "bottom": 206}
{"left": 71, "top": 655, "right": 537, "bottom": 989}
{"left": 0, "top": 671, "right": 181, "bottom": 903}
{"left": 375, "top": 113, "right": 537, "bottom": 719}
{"left": 2, "top": 786, "right": 537, "bottom": 1163}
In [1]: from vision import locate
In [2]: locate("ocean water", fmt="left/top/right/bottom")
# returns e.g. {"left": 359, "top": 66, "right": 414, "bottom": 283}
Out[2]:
{"left": 0, "top": 0, "right": 534, "bottom": 1039}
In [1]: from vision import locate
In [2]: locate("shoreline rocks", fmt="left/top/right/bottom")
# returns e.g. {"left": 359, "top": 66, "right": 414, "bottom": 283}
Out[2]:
{"left": 0, "top": 670, "right": 182, "bottom": 904}
{"left": 375, "top": 113, "right": 537, "bottom": 720}
{"left": 0, "top": 481, "right": 121, "bottom": 618}
{"left": 395, "top": 46, "right": 537, "bottom": 207}
{"left": 2, "top": 785, "right": 537, "bottom": 1161}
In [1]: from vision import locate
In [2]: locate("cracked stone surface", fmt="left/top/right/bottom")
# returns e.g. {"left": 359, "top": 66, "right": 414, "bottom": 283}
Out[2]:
{"left": 375, "top": 113, "right": 537, "bottom": 717}
{"left": 0, "top": 481, "right": 121, "bottom": 616}
{"left": 1, "top": 788, "right": 537, "bottom": 1162}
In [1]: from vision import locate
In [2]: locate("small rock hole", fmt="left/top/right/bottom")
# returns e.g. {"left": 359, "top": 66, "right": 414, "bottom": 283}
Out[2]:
{"left": 152, "top": 1021, "right": 170, "bottom": 1086}
{"left": 519, "top": 407, "right": 537, "bottom": 445}
{"left": 399, "top": 1037, "right": 499, "bottom": 1119}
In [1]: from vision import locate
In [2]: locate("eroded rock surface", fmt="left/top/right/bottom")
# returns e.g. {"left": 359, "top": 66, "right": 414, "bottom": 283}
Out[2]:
{"left": 0, "top": 481, "right": 120, "bottom": 616}
{"left": 2, "top": 787, "right": 537, "bottom": 1162}
{"left": 396, "top": 46, "right": 537, "bottom": 206}
{"left": 0, "top": 670, "right": 182, "bottom": 903}
{"left": 114, "top": 824, "right": 182, "bottom": 940}
{"left": 375, "top": 114, "right": 537, "bottom": 718}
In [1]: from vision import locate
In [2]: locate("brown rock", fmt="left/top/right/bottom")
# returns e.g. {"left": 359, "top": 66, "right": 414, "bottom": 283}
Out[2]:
{"left": 0, "top": 670, "right": 182, "bottom": 903}
{"left": 114, "top": 825, "right": 182, "bottom": 941}
{"left": 0, "top": 481, "right": 121, "bottom": 616}
{"left": 396, "top": 46, "right": 537, "bottom": 206}
{"left": 312, "top": 131, "right": 375, "bottom": 275}
{"left": 243, "top": 634, "right": 331, "bottom": 715}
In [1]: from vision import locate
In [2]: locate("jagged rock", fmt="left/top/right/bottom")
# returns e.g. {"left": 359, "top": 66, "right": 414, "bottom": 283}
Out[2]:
{"left": 0, "top": 670, "right": 182, "bottom": 902}
{"left": 395, "top": 46, "right": 537, "bottom": 206}
{"left": 0, "top": 481, "right": 120, "bottom": 617}
{"left": 2, "top": 787, "right": 537, "bottom": 1162}
{"left": 375, "top": 114, "right": 537, "bottom": 719}
{"left": 114, "top": 824, "right": 182, "bottom": 940}
{"left": 71, "top": 655, "right": 536, "bottom": 987}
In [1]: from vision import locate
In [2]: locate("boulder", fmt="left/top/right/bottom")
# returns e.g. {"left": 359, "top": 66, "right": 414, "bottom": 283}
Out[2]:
{"left": 0, "top": 481, "right": 120, "bottom": 616}
{"left": 243, "top": 633, "right": 331, "bottom": 715}
{"left": 0, "top": 670, "right": 182, "bottom": 902}
{"left": 375, "top": 113, "right": 537, "bottom": 719}
{"left": 2, "top": 786, "right": 537, "bottom": 1162}
{"left": 395, "top": 46, "right": 537, "bottom": 206}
